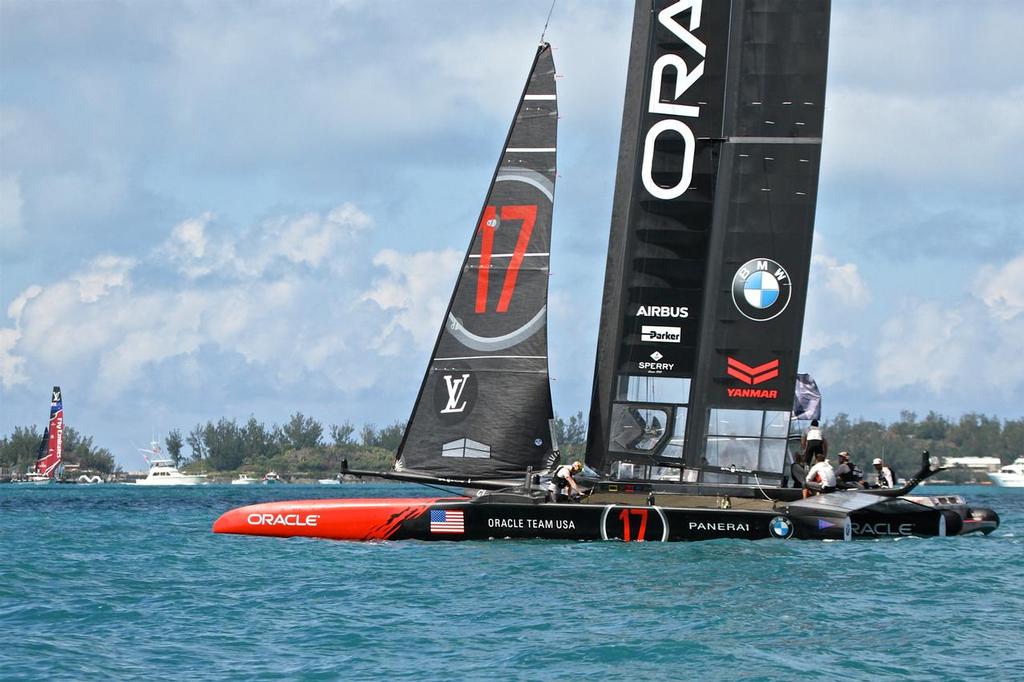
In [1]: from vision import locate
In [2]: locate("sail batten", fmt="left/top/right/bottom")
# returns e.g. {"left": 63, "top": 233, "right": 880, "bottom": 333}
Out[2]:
{"left": 396, "top": 44, "right": 557, "bottom": 478}
{"left": 587, "top": 0, "right": 830, "bottom": 484}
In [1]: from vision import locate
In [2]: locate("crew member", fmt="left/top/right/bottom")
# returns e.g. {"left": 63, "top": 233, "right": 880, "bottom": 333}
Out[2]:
{"left": 873, "top": 458, "right": 895, "bottom": 488}
{"left": 804, "top": 452, "right": 837, "bottom": 496}
{"left": 835, "top": 451, "right": 864, "bottom": 488}
{"left": 548, "top": 460, "right": 584, "bottom": 502}
{"left": 801, "top": 419, "right": 828, "bottom": 461}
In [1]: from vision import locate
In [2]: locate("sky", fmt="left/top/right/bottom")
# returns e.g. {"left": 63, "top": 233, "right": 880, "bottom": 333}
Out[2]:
{"left": 2, "top": 0, "right": 1022, "bottom": 467}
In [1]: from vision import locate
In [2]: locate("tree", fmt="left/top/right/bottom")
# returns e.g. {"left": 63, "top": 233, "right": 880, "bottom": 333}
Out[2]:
{"left": 165, "top": 429, "right": 184, "bottom": 467}
{"left": 0, "top": 425, "right": 42, "bottom": 472}
{"left": 376, "top": 421, "right": 405, "bottom": 452}
{"left": 242, "top": 416, "right": 279, "bottom": 460}
{"left": 330, "top": 421, "right": 355, "bottom": 446}
{"left": 282, "top": 412, "right": 323, "bottom": 450}
{"left": 186, "top": 425, "right": 208, "bottom": 463}
{"left": 553, "top": 411, "right": 587, "bottom": 460}
{"left": 361, "top": 423, "right": 378, "bottom": 447}
{"left": 202, "top": 418, "right": 245, "bottom": 471}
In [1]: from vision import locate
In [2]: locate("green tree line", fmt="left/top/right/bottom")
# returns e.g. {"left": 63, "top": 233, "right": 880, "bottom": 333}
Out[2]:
{"left": 3, "top": 410, "right": 1019, "bottom": 478}
{"left": 0, "top": 425, "right": 116, "bottom": 474}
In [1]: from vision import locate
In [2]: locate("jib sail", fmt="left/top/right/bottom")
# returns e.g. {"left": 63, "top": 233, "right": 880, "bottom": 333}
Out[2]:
{"left": 587, "top": 0, "right": 831, "bottom": 485}
{"left": 396, "top": 44, "right": 557, "bottom": 478}
{"left": 35, "top": 386, "right": 64, "bottom": 478}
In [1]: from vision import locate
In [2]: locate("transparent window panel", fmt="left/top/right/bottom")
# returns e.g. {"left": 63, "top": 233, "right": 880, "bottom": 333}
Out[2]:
{"left": 660, "top": 408, "right": 688, "bottom": 458}
{"left": 705, "top": 436, "right": 760, "bottom": 471}
{"left": 617, "top": 375, "right": 691, "bottom": 405}
{"left": 650, "top": 466, "right": 681, "bottom": 482}
{"left": 707, "top": 409, "right": 763, "bottom": 438}
{"left": 762, "top": 411, "right": 790, "bottom": 439}
{"left": 758, "top": 438, "right": 787, "bottom": 474}
{"left": 609, "top": 404, "right": 669, "bottom": 453}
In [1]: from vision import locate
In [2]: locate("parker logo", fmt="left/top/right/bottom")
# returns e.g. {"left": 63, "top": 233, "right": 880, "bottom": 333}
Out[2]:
{"left": 726, "top": 357, "right": 779, "bottom": 399}
{"left": 726, "top": 357, "right": 779, "bottom": 385}
{"left": 640, "top": 325, "right": 681, "bottom": 343}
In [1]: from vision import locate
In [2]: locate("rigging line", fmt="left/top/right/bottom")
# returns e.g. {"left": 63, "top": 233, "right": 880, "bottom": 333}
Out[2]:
{"left": 539, "top": 0, "right": 557, "bottom": 44}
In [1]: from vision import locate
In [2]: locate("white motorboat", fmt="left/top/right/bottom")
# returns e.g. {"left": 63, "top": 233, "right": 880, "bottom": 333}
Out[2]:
{"left": 18, "top": 472, "right": 54, "bottom": 485}
{"left": 988, "top": 457, "right": 1024, "bottom": 487}
{"left": 262, "top": 471, "right": 282, "bottom": 484}
{"left": 317, "top": 477, "right": 341, "bottom": 485}
{"left": 134, "top": 459, "right": 209, "bottom": 486}
{"left": 231, "top": 474, "right": 257, "bottom": 485}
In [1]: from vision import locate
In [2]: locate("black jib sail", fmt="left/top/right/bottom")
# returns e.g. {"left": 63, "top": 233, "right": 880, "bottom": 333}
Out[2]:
{"left": 396, "top": 44, "right": 557, "bottom": 478}
{"left": 587, "top": 0, "right": 831, "bottom": 484}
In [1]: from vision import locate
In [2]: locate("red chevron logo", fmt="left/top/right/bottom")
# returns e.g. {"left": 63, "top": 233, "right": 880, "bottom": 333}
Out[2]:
{"left": 727, "top": 357, "right": 779, "bottom": 385}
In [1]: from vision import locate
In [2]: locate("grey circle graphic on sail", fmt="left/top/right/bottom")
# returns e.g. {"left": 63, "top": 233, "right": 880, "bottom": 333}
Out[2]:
{"left": 433, "top": 369, "right": 478, "bottom": 425}
{"left": 730, "top": 257, "right": 792, "bottom": 322}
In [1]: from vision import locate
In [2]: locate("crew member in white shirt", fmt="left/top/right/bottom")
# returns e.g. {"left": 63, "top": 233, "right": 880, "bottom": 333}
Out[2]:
{"left": 804, "top": 452, "right": 837, "bottom": 495}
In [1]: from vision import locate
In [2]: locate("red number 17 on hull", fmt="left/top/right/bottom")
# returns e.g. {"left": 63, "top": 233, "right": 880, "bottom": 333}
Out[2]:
{"left": 475, "top": 204, "right": 538, "bottom": 314}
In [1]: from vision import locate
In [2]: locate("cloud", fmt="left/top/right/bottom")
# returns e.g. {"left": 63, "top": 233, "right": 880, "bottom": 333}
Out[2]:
{"left": 361, "top": 248, "right": 462, "bottom": 353}
{"left": 162, "top": 202, "right": 371, "bottom": 280}
{"left": 977, "top": 253, "right": 1024, "bottom": 321}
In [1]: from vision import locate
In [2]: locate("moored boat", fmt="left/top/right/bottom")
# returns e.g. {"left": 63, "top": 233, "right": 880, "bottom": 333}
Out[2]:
{"left": 987, "top": 458, "right": 1024, "bottom": 487}
{"left": 231, "top": 474, "right": 257, "bottom": 485}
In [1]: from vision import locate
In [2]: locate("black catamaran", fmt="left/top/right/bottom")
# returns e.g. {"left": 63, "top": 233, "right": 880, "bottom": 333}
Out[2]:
{"left": 214, "top": 1, "right": 999, "bottom": 542}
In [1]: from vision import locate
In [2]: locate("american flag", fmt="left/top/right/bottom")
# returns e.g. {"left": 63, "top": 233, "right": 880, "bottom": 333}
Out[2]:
{"left": 429, "top": 509, "right": 464, "bottom": 534}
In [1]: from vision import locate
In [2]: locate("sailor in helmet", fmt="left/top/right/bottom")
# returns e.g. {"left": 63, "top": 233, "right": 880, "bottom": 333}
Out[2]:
{"left": 548, "top": 460, "right": 584, "bottom": 503}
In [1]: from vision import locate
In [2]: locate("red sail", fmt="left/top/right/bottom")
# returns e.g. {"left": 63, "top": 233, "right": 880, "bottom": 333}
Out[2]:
{"left": 36, "top": 386, "right": 63, "bottom": 478}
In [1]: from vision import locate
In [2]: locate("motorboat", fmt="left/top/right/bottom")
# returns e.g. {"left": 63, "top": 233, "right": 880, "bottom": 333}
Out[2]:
{"left": 988, "top": 458, "right": 1024, "bottom": 487}
{"left": 262, "top": 471, "right": 283, "bottom": 484}
{"left": 231, "top": 474, "right": 257, "bottom": 485}
{"left": 134, "top": 459, "right": 209, "bottom": 486}
{"left": 318, "top": 477, "right": 342, "bottom": 485}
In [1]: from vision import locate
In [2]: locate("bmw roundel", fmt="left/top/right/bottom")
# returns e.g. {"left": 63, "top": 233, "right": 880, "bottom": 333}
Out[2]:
{"left": 769, "top": 515, "right": 794, "bottom": 539}
{"left": 731, "top": 258, "right": 792, "bottom": 322}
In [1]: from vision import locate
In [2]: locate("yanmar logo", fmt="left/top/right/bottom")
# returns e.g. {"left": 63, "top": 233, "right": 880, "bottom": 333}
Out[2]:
{"left": 726, "top": 357, "right": 779, "bottom": 399}
{"left": 247, "top": 513, "right": 320, "bottom": 527}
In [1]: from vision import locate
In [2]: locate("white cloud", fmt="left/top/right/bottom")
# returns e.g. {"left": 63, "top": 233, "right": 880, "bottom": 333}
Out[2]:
{"left": 977, "top": 253, "right": 1024, "bottom": 321}
{"left": 361, "top": 248, "right": 462, "bottom": 352}
{"left": 163, "top": 203, "right": 371, "bottom": 280}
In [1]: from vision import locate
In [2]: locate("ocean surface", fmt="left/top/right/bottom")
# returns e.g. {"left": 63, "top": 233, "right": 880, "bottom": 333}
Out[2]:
{"left": 1, "top": 483, "right": 1021, "bottom": 681}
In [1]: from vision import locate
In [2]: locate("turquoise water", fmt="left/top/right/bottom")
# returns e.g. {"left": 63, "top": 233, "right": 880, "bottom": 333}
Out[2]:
{"left": 1, "top": 484, "right": 1022, "bottom": 681}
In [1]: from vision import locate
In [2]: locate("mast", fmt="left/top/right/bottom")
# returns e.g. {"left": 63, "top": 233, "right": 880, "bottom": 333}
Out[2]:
{"left": 395, "top": 44, "right": 558, "bottom": 479}
{"left": 586, "top": 0, "right": 830, "bottom": 484}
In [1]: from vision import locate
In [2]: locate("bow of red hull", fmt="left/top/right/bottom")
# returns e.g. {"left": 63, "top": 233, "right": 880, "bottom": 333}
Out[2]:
{"left": 213, "top": 498, "right": 465, "bottom": 541}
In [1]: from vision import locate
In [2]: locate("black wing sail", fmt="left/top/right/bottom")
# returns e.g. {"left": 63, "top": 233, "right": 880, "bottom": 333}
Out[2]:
{"left": 396, "top": 44, "right": 557, "bottom": 479}
{"left": 587, "top": 0, "right": 830, "bottom": 484}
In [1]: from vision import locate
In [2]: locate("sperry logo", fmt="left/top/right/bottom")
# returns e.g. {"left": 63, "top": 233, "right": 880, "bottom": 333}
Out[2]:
{"left": 440, "top": 374, "right": 471, "bottom": 414}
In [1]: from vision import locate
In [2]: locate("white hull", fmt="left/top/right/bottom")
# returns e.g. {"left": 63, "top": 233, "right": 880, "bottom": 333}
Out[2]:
{"left": 318, "top": 479, "right": 341, "bottom": 485}
{"left": 987, "top": 473, "right": 1024, "bottom": 487}
{"left": 231, "top": 476, "right": 257, "bottom": 485}
{"left": 987, "top": 458, "right": 1024, "bottom": 487}
{"left": 134, "top": 476, "right": 208, "bottom": 486}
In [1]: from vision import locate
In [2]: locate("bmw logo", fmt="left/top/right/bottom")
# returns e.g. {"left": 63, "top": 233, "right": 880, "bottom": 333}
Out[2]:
{"left": 731, "top": 258, "right": 792, "bottom": 321}
{"left": 769, "top": 515, "right": 794, "bottom": 539}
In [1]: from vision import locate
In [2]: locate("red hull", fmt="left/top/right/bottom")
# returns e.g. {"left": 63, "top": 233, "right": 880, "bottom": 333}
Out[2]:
{"left": 212, "top": 498, "right": 464, "bottom": 540}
